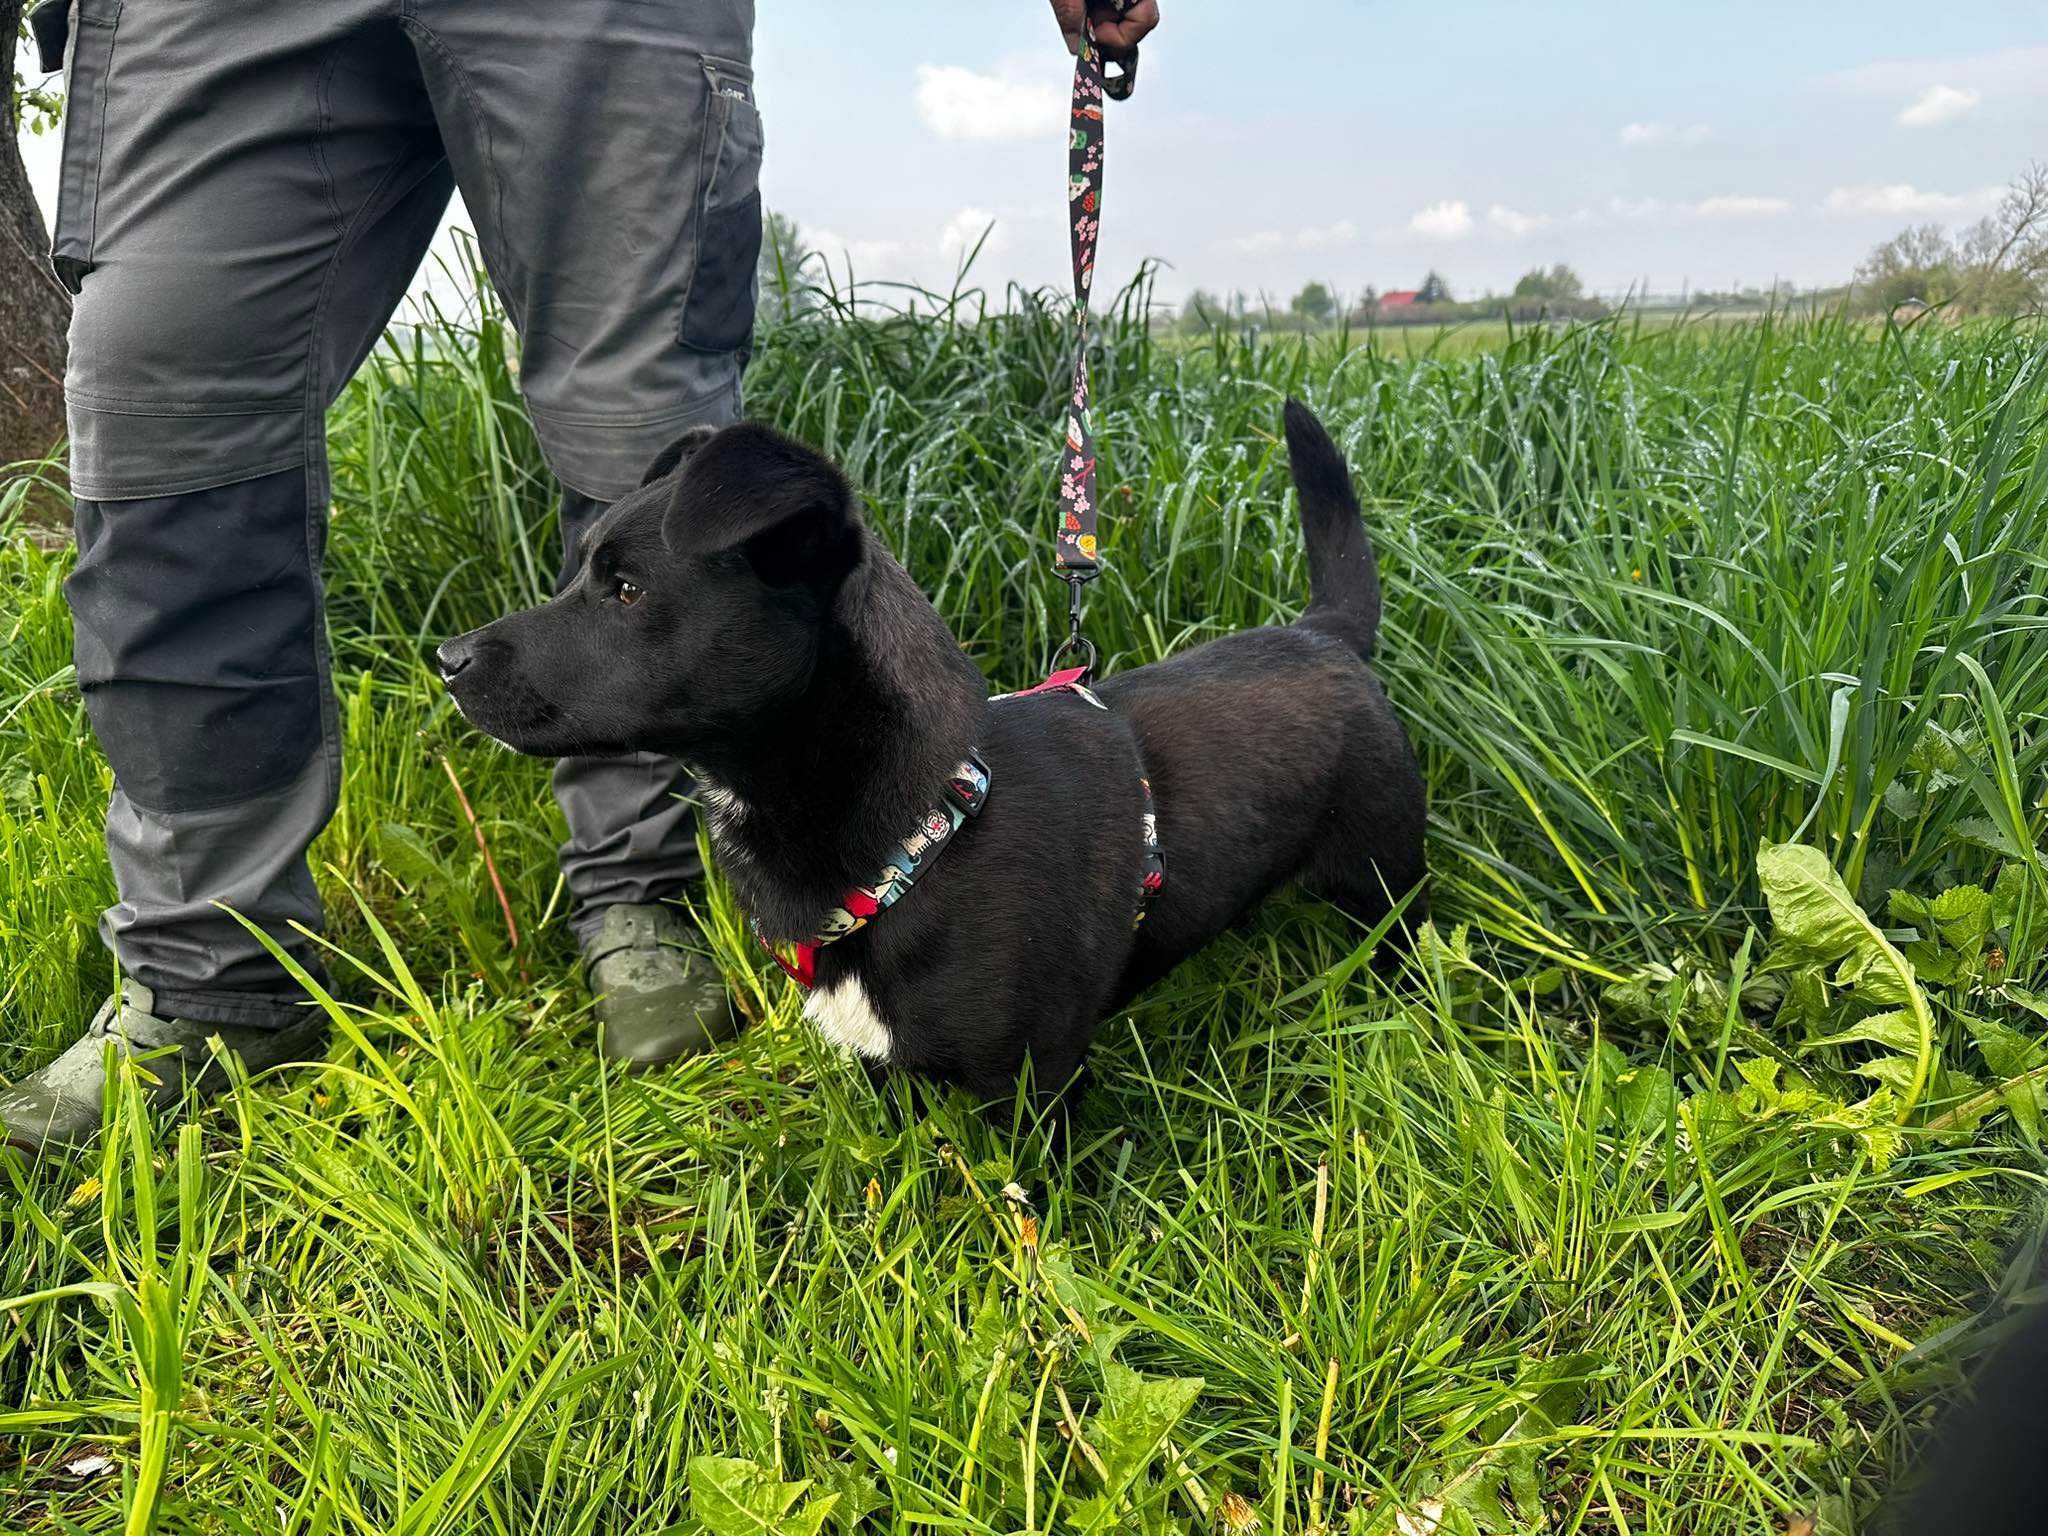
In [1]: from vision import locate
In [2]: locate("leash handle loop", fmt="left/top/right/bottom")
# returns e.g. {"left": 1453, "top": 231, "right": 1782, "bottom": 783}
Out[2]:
{"left": 1090, "top": 0, "right": 1140, "bottom": 99}
{"left": 1096, "top": 0, "right": 1139, "bottom": 102}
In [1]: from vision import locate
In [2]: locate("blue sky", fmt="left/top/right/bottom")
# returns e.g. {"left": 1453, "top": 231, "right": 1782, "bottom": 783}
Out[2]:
{"left": 20, "top": 2, "right": 2047, "bottom": 308}
{"left": 749, "top": 0, "right": 2045, "bottom": 305}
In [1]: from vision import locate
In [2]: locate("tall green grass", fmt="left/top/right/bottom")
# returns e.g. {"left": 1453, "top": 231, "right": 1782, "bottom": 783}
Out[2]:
{"left": 2, "top": 271, "right": 2045, "bottom": 1534}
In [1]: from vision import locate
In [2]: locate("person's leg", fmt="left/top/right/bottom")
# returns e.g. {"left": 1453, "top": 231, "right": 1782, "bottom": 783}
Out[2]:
{"left": 6, "top": 2, "right": 452, "bottom": 1151}
{"left": 53, "top": 5, "right": 447, "bottom": 1024}
{"left": 405, "top": 0, "right": 760, "bottom": 1061}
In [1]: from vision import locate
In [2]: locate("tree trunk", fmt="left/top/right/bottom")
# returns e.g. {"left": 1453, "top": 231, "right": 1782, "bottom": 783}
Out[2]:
{"left": 2, "top": 0, "right": 72, "bottom": 489}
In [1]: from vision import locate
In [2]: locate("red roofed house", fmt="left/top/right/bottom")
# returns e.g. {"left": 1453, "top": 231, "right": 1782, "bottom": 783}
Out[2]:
{"left": 1378, "top": 290, "right": 1420, "bottom": 309}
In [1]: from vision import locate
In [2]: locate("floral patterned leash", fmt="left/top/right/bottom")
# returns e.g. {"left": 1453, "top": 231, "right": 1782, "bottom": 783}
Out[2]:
{"left": 1052, "top": 2, "right": 1139, "bottom": 675}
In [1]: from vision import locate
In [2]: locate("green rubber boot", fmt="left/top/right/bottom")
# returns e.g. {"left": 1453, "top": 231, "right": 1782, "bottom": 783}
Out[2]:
{"left": 0, "top": 981, "right": 328, "bottom": 1156}
{"left": 583, "top": 903, "right": 735, "bottom": 1068}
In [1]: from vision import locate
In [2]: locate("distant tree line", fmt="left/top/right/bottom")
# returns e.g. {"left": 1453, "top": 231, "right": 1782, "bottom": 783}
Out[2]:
{"left": 1169, "top": 161, "right": 2048, "bottom": 335}
{"left": 1174, "top": 263, "right": 1608, "bottom": 335}
{"left": 1852, "top": 162, "right": 2047, "bottom": 317}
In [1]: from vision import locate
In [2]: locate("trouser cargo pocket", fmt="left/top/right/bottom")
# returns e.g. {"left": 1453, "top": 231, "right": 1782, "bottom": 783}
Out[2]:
{"left": 45, "top": 0, "right": 122, "bottom": 294}
{"left": 677, "top": 54, "right": 764, "bottom": 356}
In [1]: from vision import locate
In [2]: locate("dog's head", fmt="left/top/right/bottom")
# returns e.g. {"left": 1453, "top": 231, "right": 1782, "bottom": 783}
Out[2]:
{"left": 438, "top": 422, "right": 865, "bottom": 759}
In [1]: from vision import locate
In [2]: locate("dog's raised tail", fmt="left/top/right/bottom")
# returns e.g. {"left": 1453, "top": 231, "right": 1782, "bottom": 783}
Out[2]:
{"left": 1285, "top": 399, "right": 1380, "bottom": 656}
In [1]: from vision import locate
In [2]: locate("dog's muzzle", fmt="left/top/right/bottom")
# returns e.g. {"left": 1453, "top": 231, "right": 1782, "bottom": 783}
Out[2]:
{"left": 436, "top": 635, "right": 478, "bottom": 681}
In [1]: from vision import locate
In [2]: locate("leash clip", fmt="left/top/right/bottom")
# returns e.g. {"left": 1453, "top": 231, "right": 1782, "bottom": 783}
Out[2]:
{"left": 1051, "top": 574, "right": 1097, "bottom": 677}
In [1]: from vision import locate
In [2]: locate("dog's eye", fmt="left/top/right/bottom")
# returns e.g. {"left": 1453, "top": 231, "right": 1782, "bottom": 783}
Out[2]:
{"left": 615, "top": 579, "right": 644, "bottom": 607}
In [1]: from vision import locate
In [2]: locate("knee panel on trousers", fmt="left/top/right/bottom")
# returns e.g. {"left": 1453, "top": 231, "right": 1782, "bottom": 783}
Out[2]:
{"left": 67, "top": 470, "right": 325, "bottom": 814}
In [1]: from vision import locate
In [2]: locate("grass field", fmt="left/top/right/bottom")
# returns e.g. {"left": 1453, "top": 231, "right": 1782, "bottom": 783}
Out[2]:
{"left": 3, "top": 273, "right": 2046, "bottom": 1535}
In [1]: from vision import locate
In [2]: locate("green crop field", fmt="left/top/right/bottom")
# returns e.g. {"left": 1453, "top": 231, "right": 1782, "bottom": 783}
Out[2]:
{"left": 2, "top": 273, "right": 2045, "bottom": 1535}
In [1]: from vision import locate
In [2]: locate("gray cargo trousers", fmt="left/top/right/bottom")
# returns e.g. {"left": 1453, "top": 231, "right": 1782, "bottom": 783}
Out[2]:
{"left": 40, "top": 0, "right": 761, "bottom": 1028}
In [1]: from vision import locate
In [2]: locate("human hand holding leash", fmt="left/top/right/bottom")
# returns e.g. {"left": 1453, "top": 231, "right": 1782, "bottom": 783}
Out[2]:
{"left": 1049, "top": 0, "right": 1160, "bottom": 57}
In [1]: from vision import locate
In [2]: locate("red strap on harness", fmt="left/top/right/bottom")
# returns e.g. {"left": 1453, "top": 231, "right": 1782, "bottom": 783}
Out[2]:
{"left": 1003, "top": 665, "right": 1093, "bottom": 699}
{"left": 768, "top": 942, "right": 817, "bottom": 989}
{"left": 755, "top": 795, "right": 935, "bottom": 990}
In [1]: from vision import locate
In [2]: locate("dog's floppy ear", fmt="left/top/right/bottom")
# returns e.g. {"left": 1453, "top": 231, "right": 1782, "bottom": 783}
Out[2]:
{"left": 638, "top": 424, "right": 723, "bottom": 487}
{"left": 663, "top": 423, "right": 863, "bottom": 589}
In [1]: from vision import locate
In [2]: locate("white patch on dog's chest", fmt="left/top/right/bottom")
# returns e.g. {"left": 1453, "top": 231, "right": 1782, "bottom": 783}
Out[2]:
{"left": 803, "top": 976, "right": 895, "bottom": 1060}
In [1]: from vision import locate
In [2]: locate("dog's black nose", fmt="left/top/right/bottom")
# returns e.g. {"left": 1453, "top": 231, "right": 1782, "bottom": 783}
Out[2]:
{"left": 436, "top": 636, "right": 476, "bottom": 681}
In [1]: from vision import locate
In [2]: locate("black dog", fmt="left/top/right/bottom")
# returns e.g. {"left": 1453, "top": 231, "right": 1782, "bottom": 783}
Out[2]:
{"left": 1877, "top": 1298, "right": 2048, "bottom": 1535}
{"left": 439, "top": 402, "right": 1426, "bottom": 1097}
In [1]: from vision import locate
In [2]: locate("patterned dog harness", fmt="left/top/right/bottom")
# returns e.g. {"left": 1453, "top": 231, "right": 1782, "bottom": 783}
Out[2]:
{"left": 761, "top": 669, "right": 1163, "bottom": 991}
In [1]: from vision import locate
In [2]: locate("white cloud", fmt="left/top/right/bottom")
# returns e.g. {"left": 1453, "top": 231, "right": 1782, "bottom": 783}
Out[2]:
{"left": 1298, "top": 219, "right": 1358, "bottom": 251}
{"left": 1821, "top": 183, "right": 2005, "bottom": 218}
{"left": 1407, "top": 200, "right": 1474, "bottom": 239}
{"left": 1389, "top": 201, "right": 1578, "bottom": 242}
{"left": 1606, "top": 194, "right": 1789, "bottom": 222}
{"left": 803, "top": 204, "right": 1068, "bottom": 293}
{"left": 1221, "top": 219, "right": 1358, "bottom": 256}
{"left": 1686, "top": 195, "right": 1793, "bottom": 220}
{"left": 1485, "top": 204, "right": 1551, "bottom": 238}
{"left": 805, "top": 227, "right": 912, "bottom": 276}
{"left": 914, "top": 63, "right": 1062, "bottom": 140}
{"left": 1621, "top": 121, "right": 1711, "bottom": 147}
{"left": 1897, "top": 84, "right": 1980, "bottom": 127}
{"left": 939, "top": 207, "right": 1007, "bottom": 258}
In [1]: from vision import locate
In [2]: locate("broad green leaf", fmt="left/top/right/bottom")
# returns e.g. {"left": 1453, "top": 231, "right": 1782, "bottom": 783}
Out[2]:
{"left": 957, "top": 1285, "right": 1030, "bottom": 1487}
{"left": 962, "top": 1282, "right": 1016, "bottom": 1378}
{"left": 375, "top": 819, "right": 456, "bottom": 894}
{"left": 1756, "top": 843, "right": 1932, "bottom": 1115}
{"left": 1965, "top": 1015, "right": 2047, "bottom": 1144}
{"left": 1891, "top": 884, "right": 1995, "bottom": 984}
{"left": 1084, "top": 1321, "right": 1138, "bottom": 1375}
{"left": 1614, "top": 1064, "right": 1677, "bottom": 1135}
{"left": 1774, "top": 968, "right": 1831, "bottom": 1032}
{"left": 1802, "top": 1011, "right": 1921, "bottom": 1053}
{"left": 1091, "top": 1362, "right": 1203, "bottom": 1499}
{"left": 1927, "top": 885, "right": 1994, "bottom": 943}
{"left": 688, "top": 1457, "right": 840, "bottom": 1536}
{"left": 1852, "top": 1056, "right": 1920, "bottom": 1095}
{"left": 1416, "top": 921, "right": 1476, "bottom": 975}
{"left": 1898, "top": 940, "right": 1962, "bottom": 986}
{"left": 810, "top": 1464, "right": 886, "bottom": 1534}
{"left": 1734, "top": 1057, "right": 1826, "bottom": 1115}
{"left": 2005, "top": 987, "right": 2048, "bottom": 1023}
{"left": 1966, "top": 1014, "right": 2045, "bottom": 1081}
{"left": 1949, "top": 816, "right": 2023, "bottom": 859}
